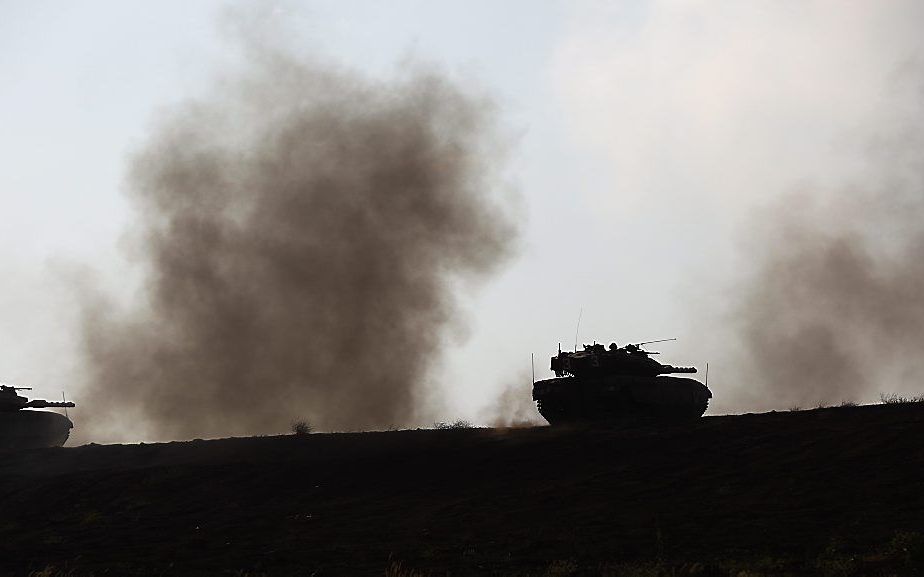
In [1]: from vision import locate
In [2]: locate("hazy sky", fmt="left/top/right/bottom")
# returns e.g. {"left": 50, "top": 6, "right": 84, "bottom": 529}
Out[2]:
{"left": 2, "top": 1, "right": 922, "bottom": 438}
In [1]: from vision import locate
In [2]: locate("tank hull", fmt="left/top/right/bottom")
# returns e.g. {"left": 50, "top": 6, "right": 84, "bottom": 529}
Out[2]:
{"left": 532, "top": 375, "right": 711, "bottom": 426}
{"left": 0, "top": 410, "right": 73, "bottom": 450}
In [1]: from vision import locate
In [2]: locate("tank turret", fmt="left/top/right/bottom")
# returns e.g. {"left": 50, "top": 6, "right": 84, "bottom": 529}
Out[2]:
{"left": 534, "top": 339, "right": 711, "bottom": 425}
{"left": 0, "top": 384, "right": 75, "bottom": 450}
{"left": 550, "top": 339, "right": 699, "bottom": 379}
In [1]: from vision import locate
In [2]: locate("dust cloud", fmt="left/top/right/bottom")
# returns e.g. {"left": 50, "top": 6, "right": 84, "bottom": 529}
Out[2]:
{"left": 733, "top": 94, "right": 924, "bottom": 408}
{"left": 480, "top": 370, "right": 544, "bottom": 428}
{"left": 79, "top": 47, "right": 517, "bottom": 441}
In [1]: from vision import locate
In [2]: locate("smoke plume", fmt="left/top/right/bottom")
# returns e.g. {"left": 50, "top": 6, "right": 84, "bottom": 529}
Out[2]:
{"left": 80, "top": 48, "right": 517, "bottom": 441}
{"left": 555, "top": 2, "right": 924, "bottom": 411}
{"left": 733, "top": 92, "right": 924, "bottom": 408}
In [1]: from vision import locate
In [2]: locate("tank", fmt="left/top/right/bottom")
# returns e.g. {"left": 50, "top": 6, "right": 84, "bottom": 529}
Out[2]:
{"left": 533, "top": 339, "right": 712, "bottom": 425}
{"left": 0, "top": 384, "right": 75, "bottom": 450}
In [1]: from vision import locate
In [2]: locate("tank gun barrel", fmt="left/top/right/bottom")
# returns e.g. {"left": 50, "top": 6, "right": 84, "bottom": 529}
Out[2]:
{"left": 658, "top": 365, "right": 697, "bottom": 375}
{"left": 23, "top": 400, "right": 75, "bottom": 409}
{"left": 634, "top": 338, "right": 676, "bottom": 347}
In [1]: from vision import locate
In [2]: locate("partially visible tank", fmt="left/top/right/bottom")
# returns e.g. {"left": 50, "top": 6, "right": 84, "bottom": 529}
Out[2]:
{"left": 0, "top": 384, "right": 75, "bottom": 450}
{"left": 532, "top": 339, "right": 711, "bottom": 425}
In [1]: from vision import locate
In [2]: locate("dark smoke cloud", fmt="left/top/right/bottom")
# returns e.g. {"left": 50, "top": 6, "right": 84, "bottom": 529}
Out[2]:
{"left": 733, "top": 85, "right": 924, "bottom": 408}
{"left": 80, "top": 48, "right": 517, "bottom": 441}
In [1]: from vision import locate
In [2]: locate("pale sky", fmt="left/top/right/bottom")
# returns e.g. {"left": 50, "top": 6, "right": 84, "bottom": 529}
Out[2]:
{"left": 2, "top": 1, "right": 922, "bottom": 436}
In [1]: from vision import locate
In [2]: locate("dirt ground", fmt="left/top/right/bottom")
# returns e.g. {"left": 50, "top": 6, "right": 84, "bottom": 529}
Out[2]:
{"left": 1, "top": 403, "right": 923, "bottom": 576}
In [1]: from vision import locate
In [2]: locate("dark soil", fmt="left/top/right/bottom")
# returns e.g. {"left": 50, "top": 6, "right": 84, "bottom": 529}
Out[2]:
{"left": 2, "top": 403, "right": 923, "bottom": 576}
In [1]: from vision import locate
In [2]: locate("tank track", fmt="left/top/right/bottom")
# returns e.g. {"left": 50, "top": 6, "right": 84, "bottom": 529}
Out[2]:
{"left": 533, "top": 376, "right": 710, "bottom": 426}
{"left": 0, "top": 410, "right": 73, "bottom": 450}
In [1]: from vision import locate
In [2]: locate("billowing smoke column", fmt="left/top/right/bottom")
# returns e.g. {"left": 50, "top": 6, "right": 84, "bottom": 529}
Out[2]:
{"left": 81, "top": 51, "right": 517, "bottom": 441}
{"left": 734, "top": 97, "right": 924, "bottom": 408}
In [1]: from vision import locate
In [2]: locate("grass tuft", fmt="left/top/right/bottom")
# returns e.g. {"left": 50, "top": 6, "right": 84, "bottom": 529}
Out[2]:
{"left": 290, "top": 420, "right": 313, "bottom": 435}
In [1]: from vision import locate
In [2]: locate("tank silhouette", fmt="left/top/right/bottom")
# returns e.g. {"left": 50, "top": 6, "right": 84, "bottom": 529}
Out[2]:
{"left": 0, "top": 384, "right": 75, "bottom": 450}
{"left": 533, "top": 339, "right": 711, "bottom": 425}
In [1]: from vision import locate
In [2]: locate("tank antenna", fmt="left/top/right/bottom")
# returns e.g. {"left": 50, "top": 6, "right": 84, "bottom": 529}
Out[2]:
{"left": 531, "top": 353, "right": 535, "bottom": 384}
{"left": 705, "top": 363, "right": 709, "bottom": 388}
{"left": 62, "top": 392, "right": 69, "bottom": 419}
{"left": 573, "top": 307, "right": 583, "bottom": 352}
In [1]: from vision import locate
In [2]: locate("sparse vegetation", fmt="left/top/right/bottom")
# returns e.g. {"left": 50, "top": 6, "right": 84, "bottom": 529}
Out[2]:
{"left": 290, "top": 419, "right": 313, "bottom": 435}
{"left": 884, "top": 530, "right": 924, "bottom": 569}
{"left": 433, "top": 419, "right": 474, "bottom": 430}
{"left": 79, "top": 510, "right": 101, "bottom": 525}
{"left": 880, "top": 392, "right": 924, "bottom": 404}
{"left": 19, "top": 550, "right": 924, "bottom": 577}
{"left": 788, "top": 405, "right": 802, "bottom": 412}
{"left": 27, "top": 568, "right": 75, "bottom": 577}
{"left": 541, "top": 559, "right": 578, "bottom": 577}
{"left": 384, "top": 559, "right": 426, "bottom": 577}
{"left": 837, "top": 400, "right": 858, "bottom": 407}
{"left": 378, "top": 538, "right": 924, "bottom": 577}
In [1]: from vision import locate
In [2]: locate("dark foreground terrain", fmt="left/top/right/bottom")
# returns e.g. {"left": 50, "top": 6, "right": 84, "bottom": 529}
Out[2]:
{"left": 2, "top": 404, "right": 924, "bottom": 577}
